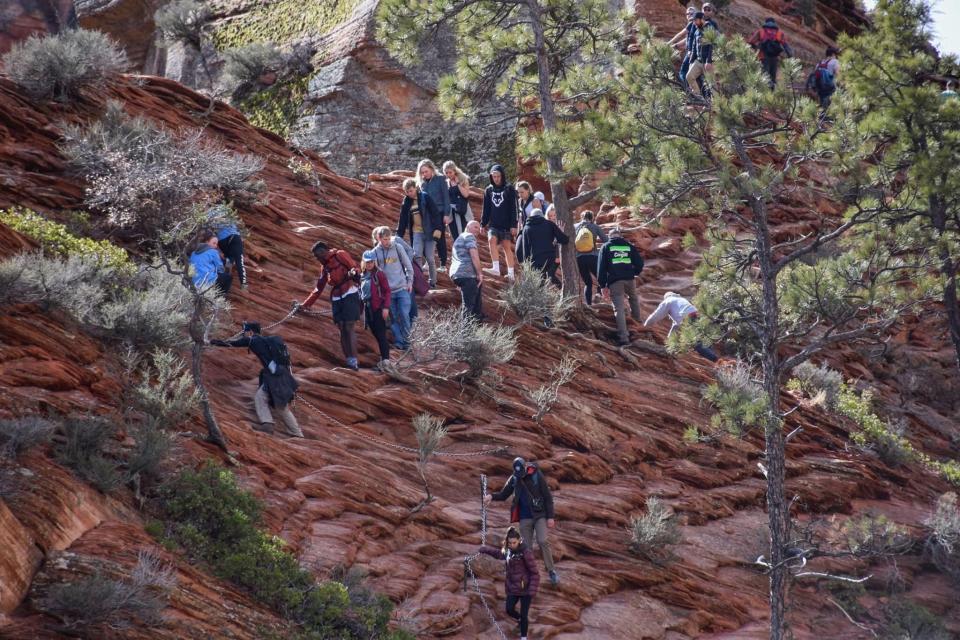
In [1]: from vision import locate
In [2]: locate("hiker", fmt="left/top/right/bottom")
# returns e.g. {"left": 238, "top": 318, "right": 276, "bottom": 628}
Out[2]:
{"left": 209, "top": 322, "right": 302, "bottom": 437}
{"left": 574, "top": 210, "right": 607, "bottom": 305}
{"left": 206, "top": 205, "right": 247, "bottom": 290}
{"left": 809, "top": 46, "right": 840, "bottom": 111}
{"left": 443, "top": 160, "right": 474, "bottom": 239}
{"left": 481, "top": 163, "right": 519, "bottom": 280}
{"left": 371, "top": 227, "right": 415, "bottom": 351}
{"left": 450, "top": 220, "right": 485, "bottom": 320}
{"left": 644, "top": 291, "right": 719, "bottom": 361}
{"left": 668, "top": 5, "right": 698, "bottom": 91}
{"left": 478, "top": 526, "right": 540, "bottom": 640}
{"left": 942, "top": 80, "right": 959, "bottom": 101}
{"left": 298, "top": 241, "right": 362, "bottom": 371}
{"left": 190, "top": 229, "right": 232, "bottom": 296}
{"left": 516, "top": 208, "right": 568, "bottom": 287}
{"left": 417, "top": 159, "right": 452, "bottom": 274}
{"left": 748, "top": 17, "right": 793, "bottom": 88}
{"left": 484, "top": 456, "right": 559, "bottom": 587}
{"left": 517, "top": 182, "right": 546, "bottom": 228}
{"left": 359, "top": 250, "right": 391, "bottom": 369}
{"left": 597, "top": 227, "right": 645, "bottom": 346}
{"left": 397, "top": 177, "right": 444, "bottom": 289}
{"left": 686, "top": 11, "right": 716, "bottom": 100}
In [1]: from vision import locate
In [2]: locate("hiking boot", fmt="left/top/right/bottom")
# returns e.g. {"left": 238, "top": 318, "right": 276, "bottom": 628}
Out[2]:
{"left": 482, "top": 267, "right": 500, "bottom": 277}
{"left": 376, "top": 359, "right": 391, "bottom": 371}
{"left": 346, "top": 358, "right": 359, "bottom": 371}
{"left": 549, "top": 570, "right": 560, "bottom": 587}
{"left": 253, "top": 422, "right": 274, "bottom": 434}
{"left": 284, "top": 426, "right": 304, "bottom": 438}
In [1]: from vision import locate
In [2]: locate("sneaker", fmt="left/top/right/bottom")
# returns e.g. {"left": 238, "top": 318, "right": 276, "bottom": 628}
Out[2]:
{"left": 506, "top": 272, "right": 515, "bottom": 281}
{"left": 437, "top": 266, "right": 447, "bottom": 273}
{"left": 376, "top": 359, "right": 390, "bottom": 371}
{"left": 482, "top": 267, "right": 500, "bottom": 277}
{"left": 549, "top": 570, "right": 560, "bottom": 587}
{"left": 346, "top": 358, "right": 359, "bottom": 371}
{"left": 252, "top": 422, "right": 274, "bottom": 434}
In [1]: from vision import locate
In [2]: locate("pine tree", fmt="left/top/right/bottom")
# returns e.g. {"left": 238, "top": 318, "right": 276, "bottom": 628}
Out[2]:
{"left": 376, "top": 0, "right": 622, "bottom": 298}
{"left": 560, "top": 22, "right": 922, "bottom": 639}
{"left": 835, "top": 0, "right": 960, "bottom": 371}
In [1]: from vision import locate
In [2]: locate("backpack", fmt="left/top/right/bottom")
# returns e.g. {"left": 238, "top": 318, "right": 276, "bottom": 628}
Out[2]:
{"left": 575, "top": 225, "right": 596, "bottom": 252}
{"left": 259, "top": 335, "right": 290, "bottom": 368}
{"left": 814, "top": 59, "right": 836, "bottom": 93}
{"left": 759, "top": 29, "right": 784, "bottom": 58}
{"left": 396, "top": 245, "right": 429, "bottom": 296}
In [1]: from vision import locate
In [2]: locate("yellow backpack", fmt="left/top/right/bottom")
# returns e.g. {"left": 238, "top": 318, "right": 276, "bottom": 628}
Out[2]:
{"left": 575, "top": 225, "right": 595, "bottom": 252}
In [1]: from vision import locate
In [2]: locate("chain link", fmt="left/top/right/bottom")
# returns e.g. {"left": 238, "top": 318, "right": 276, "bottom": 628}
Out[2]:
{"left": 223, "top": 300, "right": 329, "bottom": 341}
{"left": 480, "top": 474, "right": 488, "bottom": 546}
{"left": 463, "top": 554, "right": 509, "bottom": 640}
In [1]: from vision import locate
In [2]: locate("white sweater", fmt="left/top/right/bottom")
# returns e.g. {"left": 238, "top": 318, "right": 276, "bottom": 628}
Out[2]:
{"left": 644, "top": 295, "right": 697, "bottom": 337}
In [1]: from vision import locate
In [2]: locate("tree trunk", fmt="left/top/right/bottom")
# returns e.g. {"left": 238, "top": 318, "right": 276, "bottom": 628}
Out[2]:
{"left": 527, "top": 0, "right": 580, "bottom": 301}
{"left": 191, "top": 340, "right": 227, "bottom": 451}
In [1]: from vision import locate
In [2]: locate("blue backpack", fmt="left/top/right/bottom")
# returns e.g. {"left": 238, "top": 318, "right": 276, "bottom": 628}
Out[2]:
{"left": 814, "top": 59, "right": 836, "bottom": 93}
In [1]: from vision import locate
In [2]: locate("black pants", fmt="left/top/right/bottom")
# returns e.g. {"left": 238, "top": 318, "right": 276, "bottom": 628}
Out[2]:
{"left": 762, "top": 56, "right": 779, "bottom": 88}
{"left": 576, "top": 254, "right": 597, "bottom": 305}
{"left": 506, "top": 594, "right": 531, "bottom": 636}
{"left": 454, "top": 277, "right": 483, "bottom": 320}
{"left": 366, "top": 307, "right": 390, "bottom": 361}
{"left": 436, "top": 227, "right": 448, "bottom": 267}
{"left": 215, "top": 272, "right": 232, "bottom": 296}
{"left": 218, "top": 234, "right": 247, "bottom": 285}
{"left": 449, "top": 213, "right": 467, "bottom": 239}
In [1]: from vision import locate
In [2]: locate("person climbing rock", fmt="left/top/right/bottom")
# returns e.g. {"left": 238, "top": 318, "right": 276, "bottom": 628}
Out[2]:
{"left": 371, "top": 226, "right": 414, "bottom": 350}
{"left": 416, "top": 159, "right": 451, "bottom": 275}
{"left": 189, "top": 229, "right": 232, "bottom": 296}
{"left": 810, "top": 46, "right": 840, "bottom": 112}
{"left": 686, "top": 10, "right": 717, "bottom": 101}
{"left": 206, "top": 204, "right": 247, "bottom": 290}
{"left": 209, "top": 321, "right": 302, "bottom": 437}
{"left": 485, "top": 457, "right": 559, "bottom": 587}
{"left": 574, "top": 210, "right": 607, "bottom": 306}
{"left": 481, "top": 163, "right": 519, "bottom": 280}
{"left": 643, "top": 291, "right": 719, "bottom": 361}
{"left": 668, "top": 5, "right": 698, "bottom": 91}
{"left": 597, "top": 227, "right": 644, "bottom": 346}
{"left": 444, "top": 160, "right": 474, "bottom": 239}
{"left": 748, "top": 17, "right": 793, "bottom": 88}
{"left": 450, "top": 220, "right": 485, "bottom": 320}
{"left": 359, "top": 249, "right": 391, "bottom": 369}
{"left": 478, "top": 526, "right": 540, "bottom": 640}
{"left": 397, "top": 177, "right": 444, "bottom": 289}
{"left": 298, "top": 241, "right": 362, "bottom": 370}
{"left": 516, "top": 207, "right": 568, "bottom": 287}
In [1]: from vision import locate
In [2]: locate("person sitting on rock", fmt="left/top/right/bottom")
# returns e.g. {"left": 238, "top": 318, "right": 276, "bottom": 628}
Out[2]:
{"left": 597, "top": 227, "right": 644, "bottom": 346}
{"left": 189, "top": 228, "right": 231, "bottom": 296}
{"left": 484, "top": 457, "right": 559, "bottom": 587}
{"left": 478, "top": 526, "right": 540, "bottom": 640}
{"left": 209, "top": 321, "right": 302, "bottom": 437}
{"left": 643, "top": 291, "right": 719, "bottom": 361}
{"left": 359, "top": 249, "right": 391, "bottom": 370}
{"left": 298, "top": 241, "right": 362, "bottom": 371}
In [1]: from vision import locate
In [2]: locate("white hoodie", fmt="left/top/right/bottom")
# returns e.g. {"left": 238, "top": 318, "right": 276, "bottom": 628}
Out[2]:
{"left": 644, "top": 293, "right": 697, "bottom": 337}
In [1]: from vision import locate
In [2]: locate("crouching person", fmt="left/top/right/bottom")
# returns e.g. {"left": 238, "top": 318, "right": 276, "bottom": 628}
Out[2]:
{"left": 210, "top": 321, "right": 303, "bottom": 437}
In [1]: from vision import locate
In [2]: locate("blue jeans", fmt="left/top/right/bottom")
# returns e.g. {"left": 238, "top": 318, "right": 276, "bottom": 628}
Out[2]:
{"left": 679, "top": 53, "right": 691, "bottom": 90}
{"left": 412, "top": 232, "right": 437, "bottom": 286}
{"left": 390, "top": 289, "right": 412, "bottom": 348}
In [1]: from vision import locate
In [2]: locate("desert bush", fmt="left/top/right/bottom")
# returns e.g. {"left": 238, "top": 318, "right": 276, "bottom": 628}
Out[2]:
{"left": 925, "top": 492, "right": 960, "bottom": 582}
{"left": 788, "top": 360, "right": 842, "bottom": 409}
{"left": 837, "top": 386, "right": 913, "bottom": 467}
{"left": 223, "top": 42, "right": 283, "bottom": 87}
{"left": 407, "top": 307, "right": 516, "bottom": 381}
{"left": 0, "top": 416, "right": 56, "bottom": 458}
{"left": 0, "top": 207, "right": 132, "bottom": 272}
{"left": 500, "top": 259, "right": 572, "bottom": 326}
{"left": 526, "top": 353, "right": 580, "bottom": 425}
{"left": 702, "top": 359, "right": 769, "bottom": 436}
{"left": 158, "top": 463, "right": 401, "bottom": 637}
{"left": 56, "top": 416, "right": 122, "bottom": 493}
{"left": 627, "top": 497, "right": 680, "bottom": 560}
{"left": 38, "top": 550, "right": 175, "bottom": 631}
{"left": 0, "top": 29, "right": 127, "bottom": 101}
{"left": 61, "top": 101, "right": 264, "bottom": 232}
{"left": 412, "top": 414, "right": 446, "bottom": 506}
{"left": 840, "top": 514, "right": 913, "bottom": 557}
{"left": 5, "top": 252, "right": 115, "bottom": 321}
{"left": 99, "top": 269, "right": 191, "bottom": 350}
{"left": 880, "top": 598, "right": 950, "bottom": 640}
{"left": 154, "top": 0, "right": 210, "bottom": 50}
{"left": 129, "top": 350, "right": 199, "bottom": 429}
{"left": 126, "top": 424, "right": 173, "bottom": 482}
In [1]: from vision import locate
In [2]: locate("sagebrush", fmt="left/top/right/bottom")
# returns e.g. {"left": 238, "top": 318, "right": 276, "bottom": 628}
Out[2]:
{"left": 526, "top": 353, "right": 579, "bottom": 425}
{"left": 627, "top": 497, "right": 680, "bottom": 560}
{"left": 406, "top": 307, "right": 516, "bottom": 381}
{"left": 925, "top": 492, "right": 960, "bottom": 582}
{"left": 223, "top": 42, "right": 283, "bottom": 89}
{"left": 500, "top": 259, "right": 572, "bottom": 325}
{"left": 412, "top": 413, "right": 446, "bottom": 506}
{"left": 788, "top": 360, "right": 842, "bottom": 409}
{"left": 0, "top": 416, "right": 56, "bottom": 459}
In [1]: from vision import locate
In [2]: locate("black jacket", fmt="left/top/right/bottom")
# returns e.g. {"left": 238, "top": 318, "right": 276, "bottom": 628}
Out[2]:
{"left": 397, "top": 190, "right": 444, "bottom": 241}
{"left": 597, "top": 236, "right": 644, "bottom": 288}
{"left": 218, "top": 335, "right": 298, "bottom": 407}
{"left": 492, "top": 463, "right": 555, "bottom": 522}
{"left": 481, "top": 164, "right": 519, "bottom": 231}
{"left": 516, "top": 215, "right": 568, "bottom": 270}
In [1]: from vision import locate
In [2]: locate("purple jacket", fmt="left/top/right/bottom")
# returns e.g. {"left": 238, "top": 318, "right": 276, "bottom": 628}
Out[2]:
{"left": 479, "top": 544, "right": 540, "bottom": 597}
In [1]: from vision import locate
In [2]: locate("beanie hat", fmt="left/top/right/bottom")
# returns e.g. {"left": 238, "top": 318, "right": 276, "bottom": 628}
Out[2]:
{"left": 763, "top": 17, "right": 777, "bottom": 28}
{"left": 242, "top": 321, "right": 261, "bottom": 334}
{"left": 694, "top": 11, "right": 705, "bottom": 19}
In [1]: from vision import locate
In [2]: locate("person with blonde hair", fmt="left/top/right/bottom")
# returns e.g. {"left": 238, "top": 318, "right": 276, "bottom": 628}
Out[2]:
{"left": 444, "top": 160, "right": 474, "bottom": 239}
{"left": 416, "top": 159, "right": 452, "bottom": 276}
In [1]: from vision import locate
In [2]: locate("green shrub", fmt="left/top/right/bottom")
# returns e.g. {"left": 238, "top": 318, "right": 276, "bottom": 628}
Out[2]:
{"left": 223, "top": 42, "right": 283, "bottom": 89}
{"left": 880, "top": 598, "right": 950, "bottom": 640}
{"left": 128, "top": 349, "right": 200, "bottom": 429}
{"left": 0, "top": 416, "right": 56, "bottom": 458}
{"left": 99, "top": 269, "right": 190, "bottom": 350}
{"left": 0, "top": 29, "right": 127, "bottom": 101}
{"left": 788, "top": 360, "right": 842, "bottom": 409}
{"left": 126, "top": 424, "right": 173, "bottom": 482}
{"left": 0, "top": 207, "right": 132, "bottom": 272}
{"left": 840, "top": 514, "right": 913, "bottom": 557}
{"left": 702, "top": 359, "right": 769, "bottom": 436}
{"left": 500, "top": 259, "right": 572, "bottom": 326}
{"left": 627, "top": 497, "right": 680, "bottom": 560}
{"left": 155, "top": 0, "right": 210, "bottom": 50}
{"left": 159, "top": 463, "right": 401, "bottom": 637}
{"left": 837, "top": 385, "right": 913, "bottom": 466}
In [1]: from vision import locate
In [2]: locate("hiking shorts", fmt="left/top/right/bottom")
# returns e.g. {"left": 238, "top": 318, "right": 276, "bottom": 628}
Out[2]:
{"left": 487, "top": 227, "right": 511, "bottom": 242}
{"left": 332, "top": 292, "right": 361, "bottom": 324}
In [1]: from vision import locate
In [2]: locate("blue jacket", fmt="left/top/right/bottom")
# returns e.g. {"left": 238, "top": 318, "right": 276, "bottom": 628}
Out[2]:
{"left": 190, "top": 245, "right": 224, "bottom": 288}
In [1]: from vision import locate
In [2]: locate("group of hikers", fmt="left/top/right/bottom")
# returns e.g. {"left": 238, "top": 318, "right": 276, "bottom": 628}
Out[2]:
{"left": 668, "top": 3, "right": 840, "bottom": 111}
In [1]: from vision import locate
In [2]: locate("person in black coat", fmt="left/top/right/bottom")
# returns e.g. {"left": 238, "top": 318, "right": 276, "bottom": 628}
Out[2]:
{"left": 480, "top": 163, "right": 519, "bottom": 280}
{"left": 515, "top": 208, "right": 568, "bottom": 286}
{"left": 210, "top": 321, "right": 303, "bottom": 437}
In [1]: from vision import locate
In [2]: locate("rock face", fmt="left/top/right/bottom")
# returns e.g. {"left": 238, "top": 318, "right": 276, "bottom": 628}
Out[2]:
{"left": 0, "top": 0, "right": 77, "bottom": 55}
{"left": 1, "top": 64, "right": 959, "bottom": 639}
{"left": 74, "top": 0, "right": 164, "bottom": 74}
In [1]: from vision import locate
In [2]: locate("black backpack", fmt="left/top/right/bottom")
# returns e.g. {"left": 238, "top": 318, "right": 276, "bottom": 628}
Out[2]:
{"left": 260, "top": 335, "right": 290, "bottom": 368}
{"left": 759, "top": 30, "right": 784, "bottom": 58}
